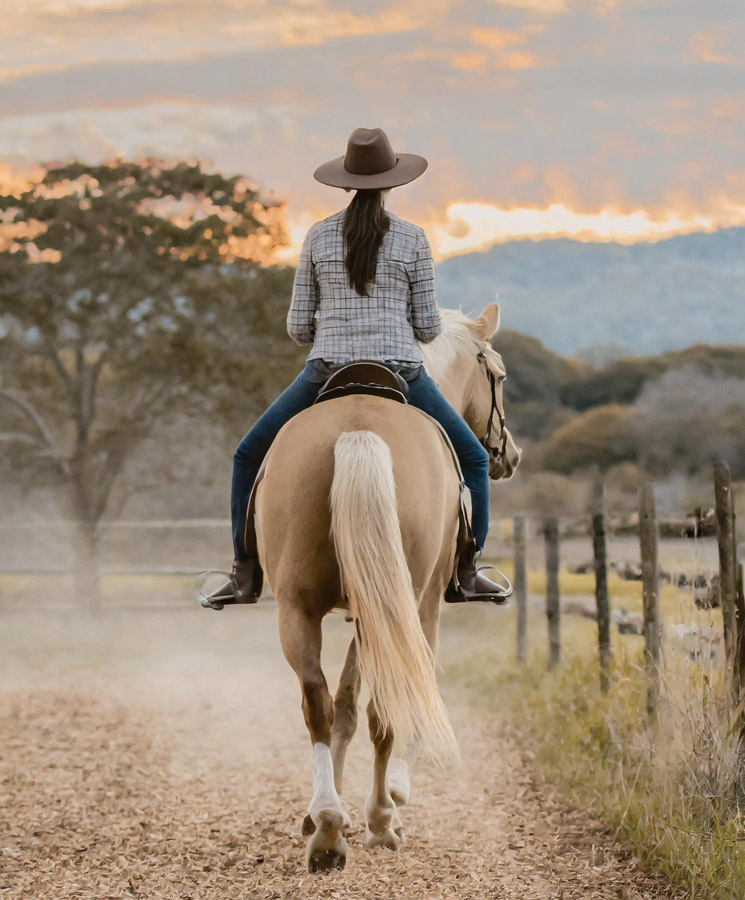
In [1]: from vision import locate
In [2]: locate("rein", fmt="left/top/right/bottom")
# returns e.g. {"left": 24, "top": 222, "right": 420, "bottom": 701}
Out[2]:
{"left": 476, "top": 352, "right": 508, "bottom": 466}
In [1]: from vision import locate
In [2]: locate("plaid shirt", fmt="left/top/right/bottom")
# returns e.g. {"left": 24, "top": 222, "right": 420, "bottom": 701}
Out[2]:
{"left": 287, "top": 209, "right": 442, "bottom": 366}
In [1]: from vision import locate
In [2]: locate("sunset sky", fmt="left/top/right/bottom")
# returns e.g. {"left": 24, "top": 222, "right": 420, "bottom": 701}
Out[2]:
{"left": 1, "top": 0, "right": 743, "bottom": 259}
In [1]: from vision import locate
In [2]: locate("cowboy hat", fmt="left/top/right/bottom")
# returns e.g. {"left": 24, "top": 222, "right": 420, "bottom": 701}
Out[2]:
{"left": 313, "top": 127, "right": 428, "bottom": 190}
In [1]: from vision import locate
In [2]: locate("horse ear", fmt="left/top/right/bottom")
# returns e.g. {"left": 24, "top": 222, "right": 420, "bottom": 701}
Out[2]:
{"left": 475, "top": 303, "right": 500, "bottom": 341}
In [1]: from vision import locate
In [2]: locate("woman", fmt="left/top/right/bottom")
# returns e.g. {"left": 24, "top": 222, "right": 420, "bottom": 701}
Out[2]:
{"left": 207, "top": 127, "right": 502, "bottom": 606}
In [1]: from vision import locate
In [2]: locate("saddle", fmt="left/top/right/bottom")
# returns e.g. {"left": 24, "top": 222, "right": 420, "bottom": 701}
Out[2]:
{"left": 314, "top": 361, "right": 408, "bottom": 406}
{"left": 241, "top": 362, "right": 488, "bottom": 603}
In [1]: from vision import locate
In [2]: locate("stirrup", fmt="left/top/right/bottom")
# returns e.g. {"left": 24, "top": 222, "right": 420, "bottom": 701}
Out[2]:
{"left": 445, "top": 565, "right": 513, "bottom": 605}
{"left": 194, "top": 569, "right": 260, "bottom": 611}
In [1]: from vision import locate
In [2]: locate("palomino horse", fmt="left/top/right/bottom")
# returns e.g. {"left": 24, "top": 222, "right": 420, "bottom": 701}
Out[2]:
{"left": 255, "top": 303, "right": 519, "bottom": 872}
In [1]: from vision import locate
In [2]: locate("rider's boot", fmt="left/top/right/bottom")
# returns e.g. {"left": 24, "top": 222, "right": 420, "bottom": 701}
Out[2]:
{"left": 200, "top": 558, "right": 261, "bottom": 610}
{"left": 446, "top": 540, "right": 509, "bottom": 604}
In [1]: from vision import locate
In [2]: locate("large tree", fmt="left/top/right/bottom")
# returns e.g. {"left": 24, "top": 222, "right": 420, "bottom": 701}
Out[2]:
{"left": 0, "top": 159, "right": 302, "bottom": 606}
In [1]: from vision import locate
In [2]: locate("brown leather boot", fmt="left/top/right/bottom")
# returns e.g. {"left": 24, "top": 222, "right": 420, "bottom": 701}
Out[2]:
{"left": 445, "top": 541, "right": 511, "bottom": 604}
{"left": 200, "top": 559, "right": 261, "bottom": 610}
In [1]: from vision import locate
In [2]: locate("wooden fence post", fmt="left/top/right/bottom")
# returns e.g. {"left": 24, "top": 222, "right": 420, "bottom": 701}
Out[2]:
{"left": 714, "top": 463, "right": 739, "bottom": 703}
{"left": 737, "top": 562, "right": 745, "bottom": 795}
{"left": 514, "top": 516, "right": 528, "bottom": 663}
{"left": 738, "top": 563, "right": 745, "bottom": 698}
{"left": 592, "top": 481, "right": 612, "bottom": 693}
{"left": 639, "top": 482, "right": 660, "bottom": 724}
{"left": 544, "top": 517, "right": 561, "bottom": 669}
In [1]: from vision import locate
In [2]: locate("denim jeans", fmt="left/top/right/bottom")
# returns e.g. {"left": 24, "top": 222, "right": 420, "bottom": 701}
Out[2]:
{"left": 231, "top": 361, "right": 490, "bottom": 559}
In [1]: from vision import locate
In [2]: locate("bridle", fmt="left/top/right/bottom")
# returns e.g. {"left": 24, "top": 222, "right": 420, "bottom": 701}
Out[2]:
{"left": 476, "top": 351, "right": 508, "bottom": 467}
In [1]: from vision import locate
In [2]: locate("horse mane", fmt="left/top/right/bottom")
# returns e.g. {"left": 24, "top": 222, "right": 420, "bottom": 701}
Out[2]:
{"left": 419, "top": 308, "right": 506, "bottom": 383}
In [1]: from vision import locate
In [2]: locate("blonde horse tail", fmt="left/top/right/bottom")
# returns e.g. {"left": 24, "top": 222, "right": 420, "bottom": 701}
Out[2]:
{"left": 330, "top": 430, "right": 460, "bottom": 767}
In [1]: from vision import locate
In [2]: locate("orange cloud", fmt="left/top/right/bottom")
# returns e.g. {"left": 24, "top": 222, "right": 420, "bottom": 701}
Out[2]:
{"left": 429, "top": 200, "right": 745, "bottom": 257}
{"left": 404, "top": 43, "right": 548, "bottom": 73}
{"left": 270, "top": 8, "right": 421, "bottom": 49}
{"left": 451, "top": 51, "right": 487, "bottom": 71}
{"left": 500, "top": 51, "right": 546, "bottom": 70}
{"left": 688, "top": 33, "right": 739, "bottom": 65}
{"left": 468, "top": 27, "right": 525, "bottom": 50}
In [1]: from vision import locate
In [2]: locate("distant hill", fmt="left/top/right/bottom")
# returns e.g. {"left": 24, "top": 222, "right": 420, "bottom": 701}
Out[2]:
{"left": 492, "top": 328, "right": 745, "bottom": 442}
{"left": 436, "top": 227, "right": 745, "bottom": 355}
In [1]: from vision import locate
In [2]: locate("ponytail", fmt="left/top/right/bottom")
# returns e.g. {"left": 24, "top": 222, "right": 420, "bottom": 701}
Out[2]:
{"left": 343, "top": 189, "right": 390, "bottom": 296}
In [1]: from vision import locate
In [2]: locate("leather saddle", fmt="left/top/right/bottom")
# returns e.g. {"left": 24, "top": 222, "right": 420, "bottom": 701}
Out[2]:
{"left": 314, "top": 362, "right": 408, "bottom": 406}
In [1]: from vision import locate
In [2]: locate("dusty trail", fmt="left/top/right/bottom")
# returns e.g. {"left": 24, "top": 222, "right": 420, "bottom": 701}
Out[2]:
{"left": 1, "top": 604, "right": 671, "bottom": 899}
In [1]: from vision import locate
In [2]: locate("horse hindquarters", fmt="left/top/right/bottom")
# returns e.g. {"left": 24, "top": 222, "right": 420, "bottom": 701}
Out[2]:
{"left": 329, "top": 430, "right": 459, "bottom": 768}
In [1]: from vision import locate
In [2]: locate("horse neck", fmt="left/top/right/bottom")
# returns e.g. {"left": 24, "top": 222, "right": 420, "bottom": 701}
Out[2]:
{"left": 435, "top": 354, "right": 477, "bottom": 419}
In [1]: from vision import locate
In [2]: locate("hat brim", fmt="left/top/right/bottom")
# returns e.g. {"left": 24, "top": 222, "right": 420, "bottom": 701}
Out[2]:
{"left": 313, "top": 153, "right": 428, "bottom": 190}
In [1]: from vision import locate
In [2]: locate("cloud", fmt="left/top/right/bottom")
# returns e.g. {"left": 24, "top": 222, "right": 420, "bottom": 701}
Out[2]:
{"left": 0, "top": 0, "right": 743, "bottom": 259}
{"left": 468, "top": 27, "right": 526, "bottom": 50}
{"left": 688, "top": 32, "right": 742, "bottom": 66}
{"left": 429, "top": 200, "right": 739, "bottom": 256}
{"left": 0, "top": 0, "right": 430, "bottom": 75}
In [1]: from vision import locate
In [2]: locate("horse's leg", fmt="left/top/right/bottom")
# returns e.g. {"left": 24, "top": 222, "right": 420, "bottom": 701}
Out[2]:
{"left": 302, "top": 637, "right": 358, "bottom": 837}
{"left": 364, "top": 699, "right": 400, "bottom": 851}
{"left": 277, "top": 603, "right": 348, "bottom": 872}
{"left": 331, "top": 637, "right": 361, "bottom": 794}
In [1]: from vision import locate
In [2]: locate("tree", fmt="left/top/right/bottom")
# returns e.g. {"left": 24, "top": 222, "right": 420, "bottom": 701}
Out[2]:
{"left": 541, "top": 404, "right": 636, "bottom": 474}
{"left": 560, "top": 344, "right": 745, "bottom": 411}
{"left": 632, "top": 367, "right": 745, "bottom": 478}
{"left": 0, "top": 159, "right": 301, "bottom": 606}
{"left": 491, "top": 328, "right": 586, "bottom": 440}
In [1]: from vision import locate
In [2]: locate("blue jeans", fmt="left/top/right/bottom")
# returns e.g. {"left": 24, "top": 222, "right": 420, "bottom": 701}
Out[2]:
{"left": 231, "top": 361, "right": 490, "bottom": 559}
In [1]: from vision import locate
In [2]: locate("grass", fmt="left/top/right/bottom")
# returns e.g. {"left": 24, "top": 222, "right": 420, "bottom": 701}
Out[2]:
{"left": 487, "top": 560, "right": 679, "bottom": 611}
{"left": 454, "top": 599, "right": 745, "bottom": 900}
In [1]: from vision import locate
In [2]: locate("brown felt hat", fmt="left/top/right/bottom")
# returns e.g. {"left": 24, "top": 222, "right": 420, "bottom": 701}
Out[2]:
{"left": 313, "top": 127, "right": 428, "bottom": 190}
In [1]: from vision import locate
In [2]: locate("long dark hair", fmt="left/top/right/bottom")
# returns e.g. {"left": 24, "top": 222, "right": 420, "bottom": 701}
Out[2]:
{"left": 343, "top": 189, "right": 390, "bottom": 296}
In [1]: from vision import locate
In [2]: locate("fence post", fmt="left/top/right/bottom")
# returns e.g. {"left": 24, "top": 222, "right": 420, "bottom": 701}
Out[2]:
{"left": 738, "top": 563, "right": 745, "bottom": 698}
{"left": 639, "top": 481, "right": 660, "bottom": 724}
{"left": 544, "top": 517, "right": 561, "bottom": 669}
{"left": 514, "top": 516, "right": 528, "bottom": 663}
{"left": 738, "top": 563, "right": 745, "bottom": 792}
{"left": 714, "top": 463, "right": 739, "bottom": 703}
{"left": 592, "top": 481, "right": 611, "bottom": 693}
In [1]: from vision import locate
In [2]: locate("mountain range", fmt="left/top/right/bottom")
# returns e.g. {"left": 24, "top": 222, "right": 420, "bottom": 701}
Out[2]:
{"left": 435, "top": 226, "right": 745, "bottom": 356}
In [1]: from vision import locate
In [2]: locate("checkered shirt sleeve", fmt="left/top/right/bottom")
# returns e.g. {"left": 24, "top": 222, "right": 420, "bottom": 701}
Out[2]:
{"left": 409, "top": 229, "right": 441, "bottom": 343}
{"left": 287, "top": 225, "right": 319, "bottom": 346}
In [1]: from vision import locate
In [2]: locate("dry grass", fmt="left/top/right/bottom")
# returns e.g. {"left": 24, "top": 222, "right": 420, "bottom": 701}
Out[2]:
{"left": 457, "top": 602, "right": 745, "bottom": 900}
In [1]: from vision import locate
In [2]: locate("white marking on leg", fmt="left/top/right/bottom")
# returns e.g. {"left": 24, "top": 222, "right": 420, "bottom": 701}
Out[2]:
{"left": 306, "top": 743, "right": 349, "bottom": 871}
{"left": 308, "top": 743, "right": 344, "bottom": 823}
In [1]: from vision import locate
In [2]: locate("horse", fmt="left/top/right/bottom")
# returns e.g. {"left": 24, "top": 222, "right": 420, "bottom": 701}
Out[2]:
{"left": 254, "top": 303, "right": 520, "bottom": 872}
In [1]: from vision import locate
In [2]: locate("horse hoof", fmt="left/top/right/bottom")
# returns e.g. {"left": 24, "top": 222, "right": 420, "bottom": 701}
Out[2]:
{"left": 308, "top": 848, "right": 346, "bottom": 873}
{"left": 364, "top": 827, "right": 401, "bottom": 851}
{"left": 394, "top": 826, "right": 404, "bottom": 840}
{"left": 303, "top": 811, "right": 351, "bottom": 836}
{"left": 306, "top": 810, "right": 347, "bottom": 873}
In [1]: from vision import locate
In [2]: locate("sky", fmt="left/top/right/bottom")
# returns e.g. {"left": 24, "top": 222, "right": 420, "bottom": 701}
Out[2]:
{"left": 1, "top": 0, "right": 744, "bottom": 259}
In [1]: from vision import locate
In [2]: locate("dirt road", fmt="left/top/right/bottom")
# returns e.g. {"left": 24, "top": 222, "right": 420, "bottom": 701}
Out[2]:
{"left": 2, "top": 604, "right": 672, "bottom": 899}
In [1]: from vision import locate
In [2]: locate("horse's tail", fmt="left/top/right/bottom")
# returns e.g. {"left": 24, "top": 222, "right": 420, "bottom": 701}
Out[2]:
{"left": 330, "top": 430, "right": 459, "bottom": 767}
